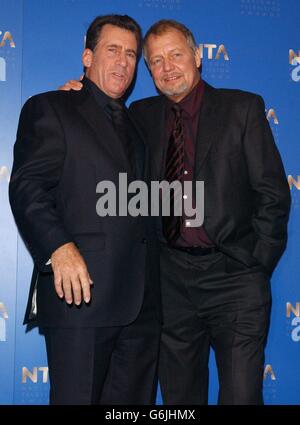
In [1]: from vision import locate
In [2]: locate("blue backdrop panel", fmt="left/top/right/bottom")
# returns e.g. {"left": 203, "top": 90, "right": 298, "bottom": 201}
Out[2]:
{"left": 0, "top": 0, "right": 23, "bottom": 404}
{"left": 0, "top": 0, "right": 299, "bottom": 404}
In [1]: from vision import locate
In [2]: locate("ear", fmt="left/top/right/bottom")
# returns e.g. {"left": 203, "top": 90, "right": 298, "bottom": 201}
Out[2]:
{"left": 194, "top": 47, "right": 201, "bottom": 69}
{"left": 82, "top": 48, "right": 93, "bottom": 68}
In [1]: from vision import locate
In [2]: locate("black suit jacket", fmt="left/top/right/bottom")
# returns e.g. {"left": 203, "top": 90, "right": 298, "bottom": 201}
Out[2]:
{"left": 130, "top": 81, "right": 291, "bottom": 275}
{"left": 9, "top": 82, "right": 160, "bottom": 327}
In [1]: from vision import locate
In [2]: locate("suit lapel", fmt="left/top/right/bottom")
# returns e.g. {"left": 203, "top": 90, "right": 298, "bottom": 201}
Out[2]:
{"left": 194, "top": 83, "right": 220, "bottom": 180}
{"left": 76, "top": 87, "right": 132, "bottom": 175}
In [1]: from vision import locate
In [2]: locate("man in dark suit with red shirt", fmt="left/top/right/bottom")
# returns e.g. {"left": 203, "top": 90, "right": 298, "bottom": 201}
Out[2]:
{"left": 129, "top": 19, "right": 290, "bottom": 405}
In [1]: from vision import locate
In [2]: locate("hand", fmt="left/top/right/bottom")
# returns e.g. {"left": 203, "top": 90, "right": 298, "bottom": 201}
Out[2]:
{"left": 58, "top": 75, "right": 84, "bottom": 91}
{"left": 51, "top": 242, "right": 93, "bottom": 305}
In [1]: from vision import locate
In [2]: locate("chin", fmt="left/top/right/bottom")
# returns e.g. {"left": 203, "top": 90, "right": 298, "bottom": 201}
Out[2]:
{"left": 111, "top": 85, "right": 126, "bottom": 96}
{"left": 161, "top": 83, "right": 188, "bottom": 98}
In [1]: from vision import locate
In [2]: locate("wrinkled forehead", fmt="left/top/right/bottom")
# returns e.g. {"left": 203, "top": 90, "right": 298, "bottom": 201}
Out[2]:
{"left": 146, "top": 28, "right": 188, "bottom": 48}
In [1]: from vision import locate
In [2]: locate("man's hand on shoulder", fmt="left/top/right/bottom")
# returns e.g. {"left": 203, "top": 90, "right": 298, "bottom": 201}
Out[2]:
{"left": 51, "top": 242, "right": 93, "bottom": 305}
{"left": 58, "top": 75, "right": 84, "bottom": 91}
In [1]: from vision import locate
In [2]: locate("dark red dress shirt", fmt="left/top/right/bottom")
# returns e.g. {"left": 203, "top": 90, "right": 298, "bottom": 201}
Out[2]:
{"left": 165, "top": 79, "right": 214, "bottom": 248}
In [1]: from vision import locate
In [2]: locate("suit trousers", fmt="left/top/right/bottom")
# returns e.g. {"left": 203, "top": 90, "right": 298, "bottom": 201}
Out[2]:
{"left": 159, "top": 244, "right": 271, "bottom": 405}
{"left": 43, "top": 277, "right": 161, "bottom": 405}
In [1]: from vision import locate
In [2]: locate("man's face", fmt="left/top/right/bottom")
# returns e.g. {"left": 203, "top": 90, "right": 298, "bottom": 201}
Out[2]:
{"left": 146, "top": 29, "right": 201, "bottom": 103}
{"left": 82, "top": 24, "right": 138, "bottom": 98}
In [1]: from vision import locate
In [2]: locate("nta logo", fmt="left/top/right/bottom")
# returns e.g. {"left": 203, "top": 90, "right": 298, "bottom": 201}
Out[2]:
{"left": 199, "top": 44, "right": 229, "bottom": 60}
{"left": 266, "top": 108, "right": 279, "bottom": 125}
{"left": 264, "top": 364, "right": 276, "bottom": 381}
{"left": 286, "top": 302, "right": 300, "bottom": 342}
{"left": 0, "top": 31, "right": 15, "bottom": 48}
{"left": 0, "top": 302, "right": 8, "bottom": 342}
{"left": 0, "top": 57, "right": 6, "bottom": 82}
{"left": 0, "top": 31, "right": 15, "bottom": 82}
{"left": 0, "top": 166, "right": 10, "bottom": 182}
{"left": 289, "top": 49, "right": 300, "bottom": 82}
{"left": 287, "top": 176, "right": 300, "bottom": 190}
{"left": 22, "top": 367, "right": 49, "bottom": 383}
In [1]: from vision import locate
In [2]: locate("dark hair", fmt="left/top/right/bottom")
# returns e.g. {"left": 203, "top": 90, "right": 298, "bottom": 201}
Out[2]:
{"left": 85, "top": 14, "right": 142, "bottom": 54}
{"left": 143, "top": 19, "right": 197, "bottom": 63}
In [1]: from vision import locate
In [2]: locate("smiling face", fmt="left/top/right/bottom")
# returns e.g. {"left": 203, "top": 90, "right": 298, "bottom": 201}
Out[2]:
{"left": 82, "top": 24, "right": 138, "bottom": 98}
{"left": 145, "top": 29, "right": 201, "bottom": 103}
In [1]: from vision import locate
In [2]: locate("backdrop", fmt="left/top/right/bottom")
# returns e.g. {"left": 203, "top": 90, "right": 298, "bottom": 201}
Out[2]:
{"left": 0, "top": 0, "right": 299, "bottom": 405}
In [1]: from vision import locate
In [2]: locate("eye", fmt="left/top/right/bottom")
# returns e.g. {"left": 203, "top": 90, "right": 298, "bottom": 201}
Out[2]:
{"left": 127, "top": 52, "right": 136, "bottom": 59}
{"left": 173, "top": 53, "right": 182, "bottom": 59}
{"left": 108, "top": 47, "right": 117, "bottom": 54}
{"left": 151, "top": 58, "right": 162, "bottom": 67}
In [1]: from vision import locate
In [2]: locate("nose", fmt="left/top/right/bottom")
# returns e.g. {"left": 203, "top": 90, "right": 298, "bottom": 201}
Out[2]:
{"left": 162, "top": 58, "right": 174, "bottom": 72}
{"left": 116, "top": 51, "right": 128, "bottom": 67}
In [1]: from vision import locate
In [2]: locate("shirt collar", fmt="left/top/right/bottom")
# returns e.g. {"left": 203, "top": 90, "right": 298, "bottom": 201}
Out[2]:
{"left": 83, "top": 76, "right": 125, "bottom": 111}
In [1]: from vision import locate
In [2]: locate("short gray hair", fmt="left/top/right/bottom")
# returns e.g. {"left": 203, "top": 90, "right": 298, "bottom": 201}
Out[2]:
{"left": 143, "top": 19, "right": 198, "bottom": 64}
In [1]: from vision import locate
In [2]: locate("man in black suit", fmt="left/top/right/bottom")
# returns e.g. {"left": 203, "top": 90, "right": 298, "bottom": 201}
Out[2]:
{"left": 9, "top": 15, "right": 160, "bottom": 405}
{"left": 129, "top": 20, "right": 291, "bottom": 404}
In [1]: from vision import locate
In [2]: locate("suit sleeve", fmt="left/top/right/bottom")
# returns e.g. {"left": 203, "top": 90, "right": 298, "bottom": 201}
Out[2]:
{"left": 242, "top": 94, "right": 291, "bottom": 274}
{"left": 9, "top": 94, "right": 72, "bottom": 271}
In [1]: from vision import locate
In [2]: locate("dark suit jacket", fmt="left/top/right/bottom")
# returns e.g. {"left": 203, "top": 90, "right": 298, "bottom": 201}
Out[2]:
{"left": 130, "top": 81, "right": 291, "bottom": 275}
{"left": 9, "top": 82, "right": 160, "bottom": 327}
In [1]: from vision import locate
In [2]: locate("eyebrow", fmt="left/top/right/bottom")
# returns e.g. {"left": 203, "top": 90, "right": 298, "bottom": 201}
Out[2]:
{"left": 150, "top": 48, "right": 183, "bottom": 59}
{"left": 149, "top": 53, "right": 163, "bottom": 60}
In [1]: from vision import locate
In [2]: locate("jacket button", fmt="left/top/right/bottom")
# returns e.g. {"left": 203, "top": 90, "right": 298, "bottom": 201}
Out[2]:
{"left": 142, "top": 238, "right": 147, "bottom": 244}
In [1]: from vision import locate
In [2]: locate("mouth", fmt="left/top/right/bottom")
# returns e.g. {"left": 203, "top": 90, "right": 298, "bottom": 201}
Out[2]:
{"left": 111, "top": 72, "right": 126, "bottom": 80}
{"left": 163, "top": 74, "right": 182, "bottom": 83}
